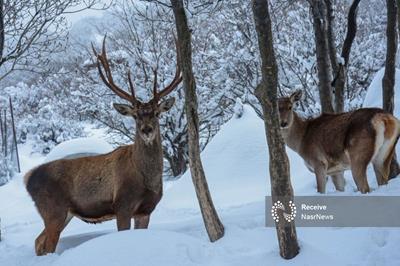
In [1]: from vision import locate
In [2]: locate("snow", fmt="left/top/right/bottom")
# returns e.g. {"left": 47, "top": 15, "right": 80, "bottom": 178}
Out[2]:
{"left": 43, "top": 137, "right": 113, "bottom": 163}
{"left": 160, "top": 105, "right": 312, "bottom": 210}
{"left": 1, "top": 68, "right": 400, "bottom": 265}
{"left": 363, "top": 67, "right": 400, "bottom": 115}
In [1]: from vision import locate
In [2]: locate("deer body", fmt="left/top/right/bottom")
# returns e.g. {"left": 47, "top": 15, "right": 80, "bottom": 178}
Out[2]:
{"left": 279, "top": 91, "right": 400, "bottom": 194}
{"left": 25, "top": 36, "right": 182, "bottom": 256}
{"left": 26, "top": 130, "right": 163, "bottom": 221}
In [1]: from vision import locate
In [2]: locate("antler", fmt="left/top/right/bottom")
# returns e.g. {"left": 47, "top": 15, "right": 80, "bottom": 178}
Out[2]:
{"left": 92, "top": 36, "right": 138, "bottom": 104}
{"left": 153, "top": 36, "right": 183, "bottom": 101}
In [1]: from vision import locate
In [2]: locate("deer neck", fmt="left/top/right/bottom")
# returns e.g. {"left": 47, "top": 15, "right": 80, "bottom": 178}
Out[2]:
{"left": 132, "top": 127, "right": 163, "bottom": 193}
{"left": 281, "top": 112, "right": 308, "bottom": 153}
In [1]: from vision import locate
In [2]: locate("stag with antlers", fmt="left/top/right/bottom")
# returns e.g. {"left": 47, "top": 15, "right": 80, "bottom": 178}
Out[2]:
{"left": 24, "top": 36, "right": 182, "bottom": 256}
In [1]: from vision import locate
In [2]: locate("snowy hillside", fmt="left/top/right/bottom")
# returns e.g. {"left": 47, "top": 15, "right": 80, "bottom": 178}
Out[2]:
{"left": 1, "top": 69, "right": 400, "bottom": 265}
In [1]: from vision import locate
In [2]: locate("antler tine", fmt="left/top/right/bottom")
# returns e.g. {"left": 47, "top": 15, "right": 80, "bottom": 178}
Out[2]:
{"left": 156, "top": 36, "right": 183, "bottom": 99}
{"left": 127, "top": 69, "right": 137, "bottom": 101}
{"left": 92, "top": 36, "right": 137, "bottom": 104}
{"left": 152, "top": 67, "right": 158, "bottom": 98}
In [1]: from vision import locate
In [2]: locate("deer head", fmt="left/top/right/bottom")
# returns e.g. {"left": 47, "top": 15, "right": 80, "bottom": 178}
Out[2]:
{"left": 92, "top": 36, "right": 182, "bottom": 145}
{"left": 278, "top": 90, "right": 302, "bottom": 129}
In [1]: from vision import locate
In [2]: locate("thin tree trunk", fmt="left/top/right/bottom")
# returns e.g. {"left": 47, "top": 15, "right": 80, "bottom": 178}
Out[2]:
{"left": 383, "top": 0, "right": 398, "bottom": 114}
{"left": 3, "top": 109, "right": 7, "bottom": 157}
{"left": 330, "top": 0, "right": 361, "bottom": 113}
{"left": 310, "top": 0, "right": 335, "bottom": 113}
{"left": 325, "top": 0, "right": 344, "bottom": 114}
{"left": 0, "top": 0, "right": 4, "bottom": 61}
{"left": 9, "top": 98, "right": 20, "bottom": 173}
{"left": 170, "top": 0, "right": 224, "bottom": 242}
{"left": 325, "top": 0, "right": 338, "bottom": 75}
{"left": 397, "top": 0, "right": 400, "bottom": 40}
{"left": 252, "top": 0, "right": 300, "bottom": 259}
{"left": 0, "top": 110, "right": 4, "bottom": 154}
{"left": 383, "top": 0, "right": 400, "bottom": 179}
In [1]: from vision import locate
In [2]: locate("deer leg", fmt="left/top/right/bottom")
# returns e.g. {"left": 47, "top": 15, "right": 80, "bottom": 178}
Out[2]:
{"left": 373, "top": 160, "right": 388, "bottom": 186}
{"left": 347, "top": 134, "right": 375, "bottom": 194}
{"left": 331, "top": 172, "right": 345, "bottom": 192}
{"left": 116, "top": 209, "right": 132, "bottom": 231}
{"left": 349, "top": 155, "right": 370, "bottom": 194}
{"left": 35, "top": 230, "right": 47, "bottom": 255}
{"left": 134, "top": 215, "right": 150, "bottom": 229}
{"left": 35, "top": 210, "right": 68, "bottom": 256}
{"left": 373, "top": 137, "right": 398, "bottom": 186}
{"left": 314, "top": 164, "right": 328, "bottom": 194}
{"left": 381, "top": 144, "right": 397, "bottom": 184}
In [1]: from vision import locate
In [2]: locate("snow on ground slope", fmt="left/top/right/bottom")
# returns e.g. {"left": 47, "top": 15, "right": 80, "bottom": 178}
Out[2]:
{"left": 160, "top": 105, "right": 310, "bottom": 210}
{"left": 43, "top": 137, "right": 113, "bottom": 163}
{"left": 1, "top": 69, "right": 400, "bottom": 265}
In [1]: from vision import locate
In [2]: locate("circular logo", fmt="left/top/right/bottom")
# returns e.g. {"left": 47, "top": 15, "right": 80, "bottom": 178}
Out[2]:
{"left": 271, "top": 200, "right": 297, "bottom": 223}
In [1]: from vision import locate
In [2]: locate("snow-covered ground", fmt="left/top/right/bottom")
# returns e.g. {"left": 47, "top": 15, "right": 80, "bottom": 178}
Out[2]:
{"left": 1, "top": 69, "right": 400, "bottom": 265}
{"left": 43, "top": 137, "right": 113, "bottom": 163}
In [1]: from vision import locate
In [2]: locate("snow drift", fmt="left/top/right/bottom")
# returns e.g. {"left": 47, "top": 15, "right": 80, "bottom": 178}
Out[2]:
{"left": 160, "top": 105, "right": 312, "bottom": 210}
{"left": 44, "top": 137, "right": 114, "bottom": 163}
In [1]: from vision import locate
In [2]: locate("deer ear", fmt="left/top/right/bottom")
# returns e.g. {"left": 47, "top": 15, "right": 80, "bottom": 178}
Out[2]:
{"left": 290, "top": 90, "right": 302, "bottom": 103}
{"left": 113, "top": 103, "right": 134, "bottom": 116}
{"left": 158, "top": 97, "right": 175, "bottom": 112}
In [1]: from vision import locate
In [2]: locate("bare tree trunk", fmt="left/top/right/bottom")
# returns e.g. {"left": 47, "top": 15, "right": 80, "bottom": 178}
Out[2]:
{"left": 310, "top": 0, "right": 335, "bottom": 113}
{"left": 9, "top": 98, "right": 20, "bottom": 173}
{"left": 325, "top": 0, "right": 338, "bottom": 75}
{"left": 330, "top": 0, "right": 361, "bottom": 113}
{"left": 325, "top": 0, "right": 344, "bottom": 113}
{"left": 252, "top": 0, "right": 300, "bottom": 259}
{"left": 0, "top": 110, "right": 5, "bottom": 154}
{"left": 383, "top": 0, "right": 400, "bottom": 179}
{"left": 397, "top": 0, "right": 400, "bottom": 40}
{"left": 384, "top": 0, "right": 398, "bottom": 114}
{"left": 170, "top": 0, "right": 224, "bottom": 242}
{"left": 0, "top": 0, "right": 4, "bottom": 60}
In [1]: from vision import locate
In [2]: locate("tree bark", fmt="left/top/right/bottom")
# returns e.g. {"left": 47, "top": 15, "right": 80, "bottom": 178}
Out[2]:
{"left": 397, "top": 0, "right": 400, "bottom": 40}
{"left": 170, "top": 0, "right": 224, "bottom": 242}
{"left": 383, "top": 0, "right": 400, "bottom": 179}
{"left": 252, "top": 0, "right": 300, "bottom": 260}
{"left": 310, "top": 0, "right": 335, "bottom": 113}
{"left": 383, "top": 0, "right": 398, "bottom": 114}
{"left": 325, "top": 0, "right": 344, "bottom": 113}
{"left": 325, "top": 0, "right": 338, "bottom": 75}
{"left": 0, "top": 0, "right": 4, "bottom": 60}
{"left": 331, "top": 0, "right": 361, "bottom": 113}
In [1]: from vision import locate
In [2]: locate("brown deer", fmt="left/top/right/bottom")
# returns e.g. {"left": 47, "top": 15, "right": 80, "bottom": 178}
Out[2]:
{"left": 24, "top": 37, "right": 182, "bottom": 256}
{"left": 278, "top": 90, "right": 400, "bottom": 194}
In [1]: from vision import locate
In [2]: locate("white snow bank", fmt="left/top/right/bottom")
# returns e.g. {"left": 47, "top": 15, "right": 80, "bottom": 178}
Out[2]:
{"left": 44, "top": 137, "right": 113, "bottom": 163}
{"left": 363, "top": 67, "right": 400, "bottom": 116}
{"left": 161, "top": 105, "right": 311, "bottom": 210}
